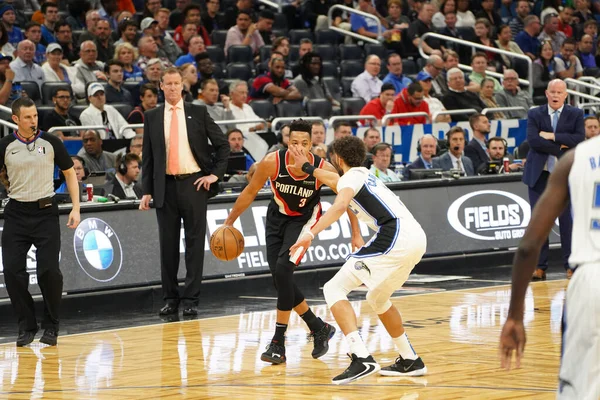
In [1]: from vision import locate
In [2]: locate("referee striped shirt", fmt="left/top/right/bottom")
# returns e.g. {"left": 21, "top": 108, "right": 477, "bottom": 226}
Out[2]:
{"left": 0, "top": 131, "right": 73, "bottom": 202}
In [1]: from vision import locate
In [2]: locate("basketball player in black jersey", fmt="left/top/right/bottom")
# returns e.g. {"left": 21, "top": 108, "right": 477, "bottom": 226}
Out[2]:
{"left": 223, "top": 119, "right": 364, "bottom": 364}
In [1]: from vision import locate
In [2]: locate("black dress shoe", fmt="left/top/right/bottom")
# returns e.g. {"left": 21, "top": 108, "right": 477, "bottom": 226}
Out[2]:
{"left": 182, "top": 307, "right": 198, "bottom": 316}
{"left": 159, "top": 304, "right": 179, "bottom": 316}
{"left": 17, "top": 328, "right": 39, "bottom": 347}
{"left": 40, "top": 329, "right": 58, "bottom": 346}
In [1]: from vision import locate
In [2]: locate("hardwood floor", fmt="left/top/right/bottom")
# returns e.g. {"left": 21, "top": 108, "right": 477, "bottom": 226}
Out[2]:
{"left": 0, "top": 281, "right": 567, "bottom": 399}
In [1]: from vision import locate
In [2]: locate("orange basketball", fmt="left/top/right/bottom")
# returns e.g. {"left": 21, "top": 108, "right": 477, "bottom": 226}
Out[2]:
{"left": 210, "top": 226, "right": 245, "bottom": 261}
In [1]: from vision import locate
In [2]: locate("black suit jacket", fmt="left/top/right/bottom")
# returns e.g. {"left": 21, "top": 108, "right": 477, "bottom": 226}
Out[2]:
{"left": 142, "top": 102, "right": 230, "bottom": 208}
{"left": 403, "top": 156, "right": 427, "bottom": 180}
{"left": 110, "top": 176, "right": 143, "bottom": 199}
{"left": 464, "top": 139, "right": 489, "bottom": 173}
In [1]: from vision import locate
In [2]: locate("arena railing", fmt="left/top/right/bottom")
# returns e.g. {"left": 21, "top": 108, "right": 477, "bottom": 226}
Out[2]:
{"left": 327, "top": 5, "right": 382, "bottom": 45}
{"left": 481, "top": 106, "right": 527, "bottom": 116}
{"left": 417, "top": 32, "right": 533, "bottom": 96}
{"left": 0, "top": 105, "right": 15, "bottom": 138}
{"left": 119, "top": 124, "right": 143, "bottom": 138}
{"left": 564, "top": 78, "right": 600, "bottom": 108}
{"left": 580, "top": 102, "right": 600, "bottom": 113}
{"left": 381, "top": 112, "right": 430, "bottom": 125}
{"left": 272, "top": 117, "right": 325, "bottom": 130}
{"left": 257, "top": 0, "right": 281, "bottom": 12}
{"left": 329, "top": 115, "right": 378, "bottom": 127}
{"left": 433, "top": 109, "right": 478, "bottom": 118}
{"left": 48, "top": 125, "right": 106, "bottom": 135}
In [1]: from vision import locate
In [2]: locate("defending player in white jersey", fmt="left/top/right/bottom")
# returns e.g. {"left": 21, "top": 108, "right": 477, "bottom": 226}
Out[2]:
{"left": 289, "top": 136, "right": 427, "bottom": 385}
{"left": 500, "top": 135, "right": 600, "bottom": 399}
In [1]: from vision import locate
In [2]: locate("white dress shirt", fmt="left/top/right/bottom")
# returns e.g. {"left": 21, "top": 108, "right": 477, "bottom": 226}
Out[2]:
{"left": 449, "top": 152, "right": 466, "bottom": 172}
{"left": 351, "top": 71, "right": 383, "bottom": 103}
{"left": 79, "top": 103, "right": 136, "bottom": 140}
{"left": 116, "top": 174, "right": 137, "bottom": 198}
{"left": 230, "top": 102, "right": 269, "bottom": 162}
{"left": 164, "top": 99, "right": 200, "bottom": 174}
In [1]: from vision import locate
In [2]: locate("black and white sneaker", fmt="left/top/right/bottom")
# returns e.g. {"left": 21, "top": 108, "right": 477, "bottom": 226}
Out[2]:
{"left": 309, "top": 323, "right": 336, "bottom": 359}
{"left": 260, "top": 341, "right": 286, "bottom": 364}
{"left": 332, "top": 353, "right": 380, "bottom": 385}
{"left": 379, "top": 355, "right": 427, "bottom": 376}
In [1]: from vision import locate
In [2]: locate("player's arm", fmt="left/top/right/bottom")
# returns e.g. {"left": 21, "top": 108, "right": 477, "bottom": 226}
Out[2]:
{"left": 499, "top": 150, "right": 574, "bottom": 371}
{"left": 290, "top": 145, "right": 340, "bottom": 189}
{"left": 224, "top": 154, "right": 275, "bottom": 226}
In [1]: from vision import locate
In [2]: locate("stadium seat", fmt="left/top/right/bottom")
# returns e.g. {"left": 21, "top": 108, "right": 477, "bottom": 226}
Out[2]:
{"left": 211, "top": 30, "right": 228, "bottom": 48}
{"left": 323, "top": 76, "right": 342, "bottom": 102}
{"left": 41, "top": 82, "right": 72, "bottom": 105}
{"left": 289, "top": 29, "right": 313, "bottom": 44}
{"left": 71, "top": 105, "right": 88, "bottom": 120}
{"left": 321, "top": 61, "right": 339, "bottom": 77}
{"left": 341, "top": 77, "right": 354, "bottom": 97}
{"left": 273, "top": 13, "right": 288, "bottom": 32}
{"left": 19, "top": 81, "right": 41, "bottom": 104}
{"left": 416, "top": 57, "right": 427, "bottom": 70}
{"left": 227, "top": 45, "right": 254, "bottom": 63}
{"left": 305, "top": 98, "right": 332, "bottom": 118}
{"left": 315, "top": 29, "right": 339, "bottom": 45}
{"left": 315, "top": 44, "right": 336, "bottom": 61}
{"left": 402, "top": 59, "right": 418, "bottom": 75}
{"left": 275, "top": 100, "right": 304, "bottom": 117}
{"left": 250, "top": 100, "right": 276, "bottom": 121}
{"left": 112, "top": 103, "right": 133, "bottom": 119}
{"left": 226, "top": 63, "right": 253, "bottom": 80}
{"left": 213, "top": 62, "right": 226, "bottom": 79}
{"left": 340, "top": 60, "right": 363, "bottom": 77}
{"left": 37, "top": 106, "right": 55, "bottom": 127}
{"left": 339, "top": 44, "right": 363, "bottom": 60}
{"left": 259, "top": 45, "right": 272, "bottom": 62}
{"left": 123, "top": 81, "right": 140, "bottom": 95}
{"left": 272, "top": 29, "right": 287, "bottom": 38}
{"left": 364, "top": 43, "right": 386, "bottom": 59}
{"left": 288, "top": 45, "right": 300, "bottom": 64}
{"left": 341, "top": 97, "right": 366, "bottom": 115}
{"left": 206, "top": 45, "right": 225, "bottom": 63}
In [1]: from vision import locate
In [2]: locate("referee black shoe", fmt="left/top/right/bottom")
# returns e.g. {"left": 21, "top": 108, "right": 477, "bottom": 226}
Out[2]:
{"left": 16, "top": 328, "right": 39, "bottom": 347}
{"left": 332, "top": 353, "right": 380, "bottom": 385}
{"left": 260, "top": 341, "right": 286, "bottom": 364}
{"left": 309, "top": 323, "right": 336, "bottom": 359}
{"left": 40, "top": 329, "right": 58, "bottom": 346}
{"left": 379, "top": 355, "right": 427, "bottom": 376}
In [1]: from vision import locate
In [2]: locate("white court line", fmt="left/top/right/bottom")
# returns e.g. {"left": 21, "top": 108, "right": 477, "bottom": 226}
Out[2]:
{"left": 238, "top": 296, "right": 325, "bottom": 302}
{"left": 460, "top": 278, "right": 512, "bottom": 283}
{"left": 0, "top": 280, "right": 565, "bottom": 345}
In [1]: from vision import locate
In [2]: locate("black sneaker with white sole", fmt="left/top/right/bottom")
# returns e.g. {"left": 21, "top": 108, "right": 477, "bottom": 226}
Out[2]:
{"left": 260, "top": 341, "right": 286, "bottom": 364}
{"left": 379, "top": 355, "right": 427, "bottom": 376}
{"left": 332, "top": 353, "right": 381, "bottom": 385}
{"left": 309, "top": 323, "right": 336, "bottom": 359}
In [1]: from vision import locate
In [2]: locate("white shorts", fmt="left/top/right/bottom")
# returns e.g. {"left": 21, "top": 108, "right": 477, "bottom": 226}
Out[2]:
{"left": 342, "top": 226, "right": 426, "bottom": 293}
{"left": 557, "top": 263, "right": 600, "bottom": 400}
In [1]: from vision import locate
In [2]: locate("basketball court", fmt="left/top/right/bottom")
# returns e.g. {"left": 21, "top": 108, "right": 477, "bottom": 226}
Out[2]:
{"left": 0, "top": 267, "right": 566, "bottom": 399}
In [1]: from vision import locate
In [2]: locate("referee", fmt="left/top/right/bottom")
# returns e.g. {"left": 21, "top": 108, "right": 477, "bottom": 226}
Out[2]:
{"left": 0, "top": 98, "right": 80, "bottom": 347}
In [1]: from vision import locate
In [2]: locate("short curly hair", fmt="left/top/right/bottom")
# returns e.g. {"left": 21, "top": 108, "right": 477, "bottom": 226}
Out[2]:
{"left": 331, "top": 136, "right": 366, "bottom": 167}
{"left": 289, "top": 118, "right": 312, "bottom": 136}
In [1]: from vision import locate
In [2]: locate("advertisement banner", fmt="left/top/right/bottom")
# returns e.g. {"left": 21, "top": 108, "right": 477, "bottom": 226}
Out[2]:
{"left": 0, "top": 176, "right": 560, "bottom": 299}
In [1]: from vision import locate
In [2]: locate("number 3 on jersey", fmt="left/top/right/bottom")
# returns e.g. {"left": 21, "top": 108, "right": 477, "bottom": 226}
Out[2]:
{"left": 299, "top": 198, "right": 306, "bottom": 207}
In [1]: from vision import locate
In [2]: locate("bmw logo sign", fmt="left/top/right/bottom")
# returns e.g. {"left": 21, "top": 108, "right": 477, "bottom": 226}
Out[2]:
{"left": 74, "top": 218, "right": 123, "bottom": 282}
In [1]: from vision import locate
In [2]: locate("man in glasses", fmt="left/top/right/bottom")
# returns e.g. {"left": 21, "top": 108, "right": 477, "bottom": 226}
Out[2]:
{"left": 40, "top": 88, "right": 81, "bottom": 140}
{"left": 495, "top": 69, "right": 533, "bottom": 119}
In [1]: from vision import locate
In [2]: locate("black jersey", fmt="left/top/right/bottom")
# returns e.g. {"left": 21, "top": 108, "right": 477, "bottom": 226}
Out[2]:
{"left": 269, "top": 149, "right": 324, "bottom": 217}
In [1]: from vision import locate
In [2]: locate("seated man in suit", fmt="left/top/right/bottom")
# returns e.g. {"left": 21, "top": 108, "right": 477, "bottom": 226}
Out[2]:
{"left": 478, "top": 137, "right": 523, "bottom": 174}
{"left": 403, "top": 134, "right": 437, "bottom": 179}
{"left": 432, "top": 126, "right": 475, "bottom": 176}
{"left": 464, "top": 113, "right": 491, "bottom": 172}
{"left": 111, "top": 153, "right": 142, "bottom": 199}
{"left": 441, "top": 68, "right": 486, "bottom": 121}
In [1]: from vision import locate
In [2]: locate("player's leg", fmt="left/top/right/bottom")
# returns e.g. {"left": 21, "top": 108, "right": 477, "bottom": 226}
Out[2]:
{"left": 557, "top": 264, "right": 600, "bottom": 400}
{"left": 323, "top": 258, "right": 380, "bottom": 384}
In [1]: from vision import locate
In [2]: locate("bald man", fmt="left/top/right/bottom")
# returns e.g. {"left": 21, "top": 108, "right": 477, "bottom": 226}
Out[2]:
{"left": 10, "top": 40, "right": 44, "bottom": 91}
{"left": 524, "top": 79, "right": 584, "bottom": 280}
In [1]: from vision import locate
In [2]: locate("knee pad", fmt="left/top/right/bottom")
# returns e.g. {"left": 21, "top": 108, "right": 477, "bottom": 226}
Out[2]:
{"left": 323, "top": 274, "right": 356, "bottom": 309}
{"left": 366, "top": 289, "right": 393, "bottom": 315}
{"left": 274, "top": 261, "right": 295, "bottom": 311}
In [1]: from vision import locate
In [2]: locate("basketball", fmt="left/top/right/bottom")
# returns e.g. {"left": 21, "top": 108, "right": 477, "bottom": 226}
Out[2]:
{"left": 210, "top": 226, "right": 245, "bottom": 261}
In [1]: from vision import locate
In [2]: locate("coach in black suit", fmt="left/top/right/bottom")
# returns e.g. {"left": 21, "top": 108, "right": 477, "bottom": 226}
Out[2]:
{"left": 523, "top": 79, "right": 584, "bottom": 280}
{"left": 140, "top": 67, "right": 229, "bottom": 316}
{"left": 464, "top": 113, "right": 491, "bottom": 172}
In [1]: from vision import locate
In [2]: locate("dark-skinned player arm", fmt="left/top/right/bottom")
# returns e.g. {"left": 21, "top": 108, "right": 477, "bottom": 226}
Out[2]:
{"left": 224, "top": 154, "right": 276, "bottom": 226}
{"left": 498, "top": 150, "right": 574, "bottom": 371}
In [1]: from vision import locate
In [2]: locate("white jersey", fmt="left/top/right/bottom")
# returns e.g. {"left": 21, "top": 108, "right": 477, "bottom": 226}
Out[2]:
{"left": 337, "top": 167, "right": 422, "bottom": 234}
{"left": 568, "top": 135, "right": 600, "bottom": 265}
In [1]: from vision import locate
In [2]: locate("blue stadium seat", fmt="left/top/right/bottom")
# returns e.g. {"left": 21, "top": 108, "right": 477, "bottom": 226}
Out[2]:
{"left": 275, "top": 100, "right": 304, "bottom": 117}
{"left": 226, "top": 63, "right": 253, "bottom": 80}
{"left": 340, "top": 60, "right": 363, "bottom": 77}
{"left": 289, "top": 29, "right": 314, "bottom": 44}
{"left": 211, "top": 30, "right": 228, "bottom": 48}
{"left": 339, "top": 44, "right": 363, "bottom": 61}
{"left": 315, "top": 29, "right": 339, "bottom": 45}
{"left": 227, "top": 45, "right": 254, "bottom": 63}
{"left": 305, "top": 98, "right": 332, "bottom": 118}
{"left": 206, "top": 45, "right": 225, "bottom": 63}
{"left": 341, "top": 97, "right": 366, "bottom": 115}
{"left": 321, "top": 60, "right": 339, "bottom": 77}
{"left": 250, "top": 100, "right": 277, "bottom": 121}
{"left": 315, "top": 44, "right": 336, "bottom": 61}
{"left": 341, "top": 77, "right": 354, "bottom": 97}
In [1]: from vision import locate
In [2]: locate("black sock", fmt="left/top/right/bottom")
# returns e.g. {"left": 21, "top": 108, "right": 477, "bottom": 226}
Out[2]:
{"left": 272, "top": 323, "right": 287, "bottom": 344}
{"left": 300, "top": 309, "right": 325, "bottom": 332}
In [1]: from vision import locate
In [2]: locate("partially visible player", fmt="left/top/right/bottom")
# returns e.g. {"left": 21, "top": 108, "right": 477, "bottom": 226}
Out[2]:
{"left": 289, "top": 136, "right": 428, "bottom": 385}
{"left": 222, "top": 119, "right": 363, "bottom": 364}
{"left": 500, "top": 136, "right": 600, "bottom": 399}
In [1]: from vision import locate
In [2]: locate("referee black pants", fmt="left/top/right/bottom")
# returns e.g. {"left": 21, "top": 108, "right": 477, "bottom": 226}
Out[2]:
{"left": 2, "top": 199, "right": 62, "bottom": 332}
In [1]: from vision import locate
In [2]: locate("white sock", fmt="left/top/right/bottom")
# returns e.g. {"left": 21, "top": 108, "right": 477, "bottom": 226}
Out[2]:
{"left": 346, "top": 330, "right": 370, "bottom": 358}
{"left": 393, "top": 332, "right": 418, "bottom": 360}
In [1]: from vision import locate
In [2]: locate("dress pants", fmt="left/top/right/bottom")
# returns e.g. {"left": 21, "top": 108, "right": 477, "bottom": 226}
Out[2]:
{"left": 156, "top": 173, "right": 208, "bottom": 307}
{"left": 527, "top": 171, "right": 572, "bottom": 270}
{"left": 2, "top": 199, "right": 62, "bottom": 332}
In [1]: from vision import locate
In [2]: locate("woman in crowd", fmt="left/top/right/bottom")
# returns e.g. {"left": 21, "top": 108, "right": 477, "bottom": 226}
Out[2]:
{"left": 180, "top": 63, "right": 198, "bottom": 102}
{"left": 114, "top": 42, "right": 143, "bottom": 83}
{"left": 42, "top": 44, "right": 78, "bottom": 84}
{"left": 532, "top": 41, "right": 556, "bottom": 97}
{"left": 473, "top": 18, "right": 505, "bottom": 72}
{"left": 479, "top": 78, "right": 506, "bottom": 120}
{"left": 432, "top": 0, "right": 456, "bottom": 29}
{"left": 495, "top": 24, "right": 524, "bottom": 69}
{"left": 456, "top": 0, "right": 475, "bottom": 28}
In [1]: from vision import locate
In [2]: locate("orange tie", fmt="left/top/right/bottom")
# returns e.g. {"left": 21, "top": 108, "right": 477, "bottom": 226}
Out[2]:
{"left": 167, "top": 106, "right": 179, "bottom": 175}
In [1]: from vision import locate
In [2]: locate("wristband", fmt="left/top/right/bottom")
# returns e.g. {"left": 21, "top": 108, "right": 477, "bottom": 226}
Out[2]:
{"left": 301, "top": 162, "right": 315, "bottom": 175}
{"left": 305, "top": 231, "right": 314, "bottom": 239}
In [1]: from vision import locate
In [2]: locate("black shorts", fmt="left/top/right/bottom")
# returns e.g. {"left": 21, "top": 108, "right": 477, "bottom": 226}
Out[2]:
{"left": 265, "top": 203, "right": 320, "bottom": 272}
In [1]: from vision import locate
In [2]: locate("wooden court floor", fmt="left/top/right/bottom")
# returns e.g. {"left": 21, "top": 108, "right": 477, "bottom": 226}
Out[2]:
{"left": 0, "top": 280, "right": 567, "bottom": 399}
